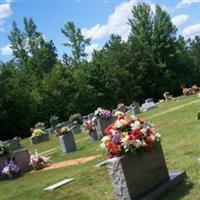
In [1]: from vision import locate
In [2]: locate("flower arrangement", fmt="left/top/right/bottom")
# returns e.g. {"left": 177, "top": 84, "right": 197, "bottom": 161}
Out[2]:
{"left": 55, "top": 126, "right": 71, "bottom": 136}
{"left": 30, "top": 150, "right": 50, "bottom": 170}
{"left": 82, "top": 120, "right": 96, "bottom": 132}
{"left": 192, "top": 84, "right": 199, "bottom": 92}
{"left": 31, "top": 122, "right": 46, "bottom": 138}
{"left": 100, "top": 113, "right": 160, "bottom": 158}
{"left": 0, "top": 141, "right": 10, "bottom": 156}
{"left": 1, "top": 157, "right": 20, "bottom": 179}
{"left": 117, "top": 103, "right": 125, "bottom": 109}
{"left": 95, "top": 108, "right": 112, "bottom": 120}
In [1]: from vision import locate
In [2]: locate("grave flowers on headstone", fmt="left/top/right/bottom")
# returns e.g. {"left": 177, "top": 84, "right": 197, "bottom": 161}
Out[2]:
{"left": 1, "top": 157, "right": 20, "bottom": 179}
{"left": 116, "top": 103, "right": 127, "bottom": 113}
{"left": 82, "top": 120, "right": 98, "bottom": 141}
{"left": 94, "top": 108, "right": 116, "bottom": 139}
{"left": 100, "top": 113, "right": 185, "bottom": 200}
{"left": 30, "top": 122, "right": 49, "bottom": 144}
{"left": 56, "top": 126, "right": 77, "bottom": 153}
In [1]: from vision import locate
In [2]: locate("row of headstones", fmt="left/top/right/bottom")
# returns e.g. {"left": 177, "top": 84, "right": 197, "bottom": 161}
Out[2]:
{"left": 30, "top": 126, "right": 78, "bottom": 154}
{"left": 46, "top": 121, "right": 81, "bottom": 136}
{"left": 83, "top": 101, "right": 157, "bottom": 141}
{"left": 30, "top": 120, "right": 81, "bottom": 148}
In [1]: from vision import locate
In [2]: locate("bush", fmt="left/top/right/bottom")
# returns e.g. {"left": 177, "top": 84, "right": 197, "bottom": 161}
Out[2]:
{"left": 50, "top": 115, "right": 59, "bottom": 128}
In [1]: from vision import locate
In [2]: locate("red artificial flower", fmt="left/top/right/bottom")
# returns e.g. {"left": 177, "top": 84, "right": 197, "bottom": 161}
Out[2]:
{"left": 117, "top": 114, "right": 126, "bottom": 120}
{"left": 105, "top": 141, "right": 121, "bottom": 154}
{"left": 146, "top": 136, "right": 153, "bottom": 143}
{"left": 130, "top": 128, "right": 143, "bottom": 139}
{"left": 139, "top": 118, "right": 145, "bottom": 124}
{"left": 104, "top": 124, "right": 115, "bottom": 135}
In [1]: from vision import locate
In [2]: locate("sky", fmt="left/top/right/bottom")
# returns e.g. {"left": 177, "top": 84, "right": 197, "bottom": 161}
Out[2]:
{"left": 0, "top": 0, "right": 200, "bottom": 62}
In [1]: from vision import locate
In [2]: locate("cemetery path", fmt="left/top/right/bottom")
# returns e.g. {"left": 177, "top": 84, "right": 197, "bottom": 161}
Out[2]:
{"left": 41, "top": 154, "right": 102, "bottom": 171}
{"left": 149, "top": 99, "right": 199, "bottom": 119}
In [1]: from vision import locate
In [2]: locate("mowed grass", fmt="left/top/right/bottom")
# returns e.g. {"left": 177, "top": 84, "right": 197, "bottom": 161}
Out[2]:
{"left": 1, "top": 95, "right": 200, "bottom": 200}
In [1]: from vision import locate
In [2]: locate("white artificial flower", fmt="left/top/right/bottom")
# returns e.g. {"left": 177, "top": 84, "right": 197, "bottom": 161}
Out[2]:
{"left": 2, "top": 166, "right": 9, "bottom": 175}
{"left": 100, "top": 143, "right": 106, "bottom": 149}
{"left": 133, "top": 121, "right": 141, "bottom": 129}
{"left": 121, "top": 136, "right": 129, "bottom": 145}
{"left": 140, "top": 128, "right": 147, "bottom": 134}
{"left": 101, "top": 136, "right": 110, "bottom": 143}
{"left": 155, "top": 133, "right": 161, "bottom": 141}
{"left": 134, "top": 139, "right": 143, "bottom": 148}
{"left": 115, "top": 120, "right": 122, "bottom": 128}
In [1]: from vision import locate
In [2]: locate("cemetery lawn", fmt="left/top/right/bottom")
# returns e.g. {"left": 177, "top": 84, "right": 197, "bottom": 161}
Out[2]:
{"left": 1, "top": 95, "right": 200, "bottom": 200}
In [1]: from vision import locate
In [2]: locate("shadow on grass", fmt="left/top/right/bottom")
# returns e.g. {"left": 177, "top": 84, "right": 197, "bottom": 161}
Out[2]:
{"left": 159, "top": 178, "right": 193, "bottom": 200}
{"left": 0, "top": 173, "right": 24, "bottom": 182}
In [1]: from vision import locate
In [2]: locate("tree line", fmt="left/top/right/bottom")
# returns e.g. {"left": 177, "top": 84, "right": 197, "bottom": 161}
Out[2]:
{"left": 0, "top": 3, "right": 200, "bottom": 139}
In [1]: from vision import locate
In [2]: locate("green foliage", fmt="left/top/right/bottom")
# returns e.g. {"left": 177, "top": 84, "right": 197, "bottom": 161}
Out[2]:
{"left": 49, "top": 115, "right": 59, "bottom": 128}
{"left": 1, "top": 3, "right": 200, "bottom": 140}
{"left": 61, "top": 21, "right": 91, "bottom": 67}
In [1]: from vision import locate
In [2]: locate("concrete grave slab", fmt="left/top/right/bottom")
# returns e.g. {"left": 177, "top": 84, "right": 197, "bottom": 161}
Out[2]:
{"left": 44, "top": 178, "right": 74, "bottom": 191}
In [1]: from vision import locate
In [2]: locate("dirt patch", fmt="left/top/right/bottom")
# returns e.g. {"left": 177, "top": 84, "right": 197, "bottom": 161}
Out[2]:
{"left": 41, "top": 155, "right": 102, "bottom": 171}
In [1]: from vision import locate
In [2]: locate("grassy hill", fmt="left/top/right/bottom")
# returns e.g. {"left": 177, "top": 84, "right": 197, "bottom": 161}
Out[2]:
{"left": 1, "top": 95, "right": 200, "bottom": 200}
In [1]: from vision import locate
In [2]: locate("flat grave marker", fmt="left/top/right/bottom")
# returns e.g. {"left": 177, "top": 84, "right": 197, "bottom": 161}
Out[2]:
{"left": 44, "top": 178, "right": 74, "bottom": 191}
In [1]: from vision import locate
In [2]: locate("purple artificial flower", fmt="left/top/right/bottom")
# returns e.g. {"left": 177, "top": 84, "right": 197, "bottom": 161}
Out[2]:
{"left": 99, "top": 109, "right": 112, "bottom": 119}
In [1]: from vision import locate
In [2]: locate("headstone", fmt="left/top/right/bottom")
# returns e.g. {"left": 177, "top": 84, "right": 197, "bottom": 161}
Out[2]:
{"left": 30, "top": 133, "right": 49, "bottom": 145}
{"left": 116, "top": 107, "right": 127, "bottom": 113}
{"left": 0, "top": 148, "right": 31, "bottom": 173}
{"left": 89, "top": 131, "right": 98, "bottom": 141}
{"left": 82, "top": 115, "right": 88, "bottom": 122}
{"left": 4, "top": 139, "right": 21, "bottom": 150}
{"left": 127, "top": 103, "right": 140, "bottom": 115}
{"left": 106, "top": 142, "right": 186, "bottom": 200}
{"left": 46, "top": 128, "right": 55, "bottom": 135}
{"left": 142, "top": 98, "right": 157, "bottom": 111}
{"left": 56, "top": 121, "right": 74, "bottom": 129}
{"left": 58, "top": 132, "right": 77, "bottom": 153}
{"left": 44, "top": 178, "right": 74, "bottom": 191}
{"left": 112, "top": 109, "right": 117, "bottom": 115}
{"left": 95, "top": 116, "right": 116, "bottom": 139}
{"left": 71, "top": 125, "right": 81, "bottom": 134}
{"left": 88, "top": 113, "right": 95, "bottom": 121}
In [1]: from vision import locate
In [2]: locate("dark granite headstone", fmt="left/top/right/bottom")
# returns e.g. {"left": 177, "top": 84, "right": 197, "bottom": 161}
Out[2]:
{"left": 4, "top": 139, "right": 21, "bottom": 150}
{"left": 95, "top": 116, "right": 116, "bottom": 139}
{"left": 116, "top": 107, "right": 127, "bottom": 113}
{"left": 56, "top": 121, "right": 74, "bottom": 129}
{"left": 58, "top": 132, "right": 77, "bottom": 153}
{"left": 106, "top": 142, "right": 185, "bottom": 200}
{"left": 88, "top": 131, "right": 98, "bottom": 141}
{"left": 0, "top": 148, "right": 31, "bottom": 174}
{"left": 88, "top": 113, "right": 95, "bottom": 121}
{"left": 46, "top": 128, "right": 55, "bottom": 135}
{"left": 127, "top": 103, "right": 140, "bottom": 115}
{"left": 71, "top": 125, "right": 81, "bottom": 134}
{"left": 30, "top": 134, "right": 49, "bottom": 145}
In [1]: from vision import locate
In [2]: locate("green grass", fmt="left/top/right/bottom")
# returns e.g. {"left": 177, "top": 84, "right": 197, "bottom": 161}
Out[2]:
{"left": 1, "top": 95, "right": 200, "bottom": 200}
